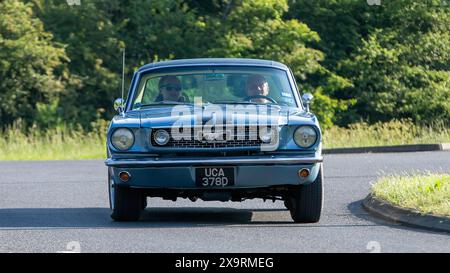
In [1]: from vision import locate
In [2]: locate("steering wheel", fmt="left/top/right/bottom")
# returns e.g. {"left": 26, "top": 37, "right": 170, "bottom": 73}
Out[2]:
{"left": 244, "top": 95, "right": 277, "bottom": 104}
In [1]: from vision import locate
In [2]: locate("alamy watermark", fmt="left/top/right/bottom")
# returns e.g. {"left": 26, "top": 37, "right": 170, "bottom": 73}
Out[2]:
{"left": 66, "top": 0, "right": 81, "bottom": 6}
{"left": 367, "top": 0, "right": 450, "bottom": 6}
{"left": 366, "top": 241, "right": 382, "bottom": 253}
{"left": 145, "top": 96, "right": 282, "bottom": 152}
{"left": 426, "top": 0, "right": 450, "bottom": 6}
{"left": 367, "top": 0, "right": 381, "bottom": 6}
{"left": 57, "top": 241, "right": 81, "bottom": 253}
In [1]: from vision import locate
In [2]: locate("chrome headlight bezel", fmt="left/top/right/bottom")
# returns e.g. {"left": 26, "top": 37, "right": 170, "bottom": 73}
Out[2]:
{"left": 111, "top": 128, "right": 135, "bottom": 151}
{"left": 293, "top": 126, "right": 318, "bottom": 148}
{"left": 259, "top": 127, "right": 274, "bottom": 143}
{"left": 153, "top": 129, "right": 170, "bottom": 146}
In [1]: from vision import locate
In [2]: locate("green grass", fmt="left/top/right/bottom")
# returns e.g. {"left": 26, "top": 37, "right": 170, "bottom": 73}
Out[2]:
{"left": 323, "top": 120, "right": 450, "bottom": 148}
{"left": 0, "top": 119, "right": 449, "bottom": 160}
{"left": 372, "top": 173, "right": 450, "bottom": 217}
{"left": 0, "top": 123, "right": 106, "bottom": 161}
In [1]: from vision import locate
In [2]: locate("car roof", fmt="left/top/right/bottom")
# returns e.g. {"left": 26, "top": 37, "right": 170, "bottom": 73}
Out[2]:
{"left": 137, "top": 58, "right": 288, "bottom": 72}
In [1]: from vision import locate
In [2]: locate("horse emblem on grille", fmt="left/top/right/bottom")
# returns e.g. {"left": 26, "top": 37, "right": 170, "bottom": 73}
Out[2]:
{"left": 196, "top": 129, "right": 232, "bottom": 143}
{"left": 202, "top": 132, "right": 223, "bottom": 142}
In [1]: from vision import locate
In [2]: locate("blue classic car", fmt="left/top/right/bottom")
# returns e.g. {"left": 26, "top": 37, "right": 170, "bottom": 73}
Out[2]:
{"left": 105, "top": 58, "right": 323, "bottom": 223}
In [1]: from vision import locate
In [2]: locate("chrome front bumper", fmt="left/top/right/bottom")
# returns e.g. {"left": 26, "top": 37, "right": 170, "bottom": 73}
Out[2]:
{"left": 105, "top": 154, "right": 323, "bottom": 167}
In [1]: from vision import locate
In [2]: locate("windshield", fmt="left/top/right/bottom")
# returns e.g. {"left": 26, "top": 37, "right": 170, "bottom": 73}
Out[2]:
{"left": 131, "top": 66, "right": 298, "bottom": 109}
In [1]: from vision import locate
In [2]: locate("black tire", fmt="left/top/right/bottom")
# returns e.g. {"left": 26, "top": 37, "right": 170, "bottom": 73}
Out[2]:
{"left": 289, "top": 165, "right": 323, "bottom": 223}
{"left": 108, "top": 172, "right": 143, "bottom": 221}
{"left": 284, "top": 199, "right": 292, "bottom": 210}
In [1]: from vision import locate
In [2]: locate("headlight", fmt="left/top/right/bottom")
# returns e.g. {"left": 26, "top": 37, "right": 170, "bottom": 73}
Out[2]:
{"left": 111, "top": 128, "right": 134, "bottom": 151}
{"left": 153, "top": 129, "right": 170, "bottom": 146}
{"left": 294, "top": 126, "right": 317, "bottom": 148}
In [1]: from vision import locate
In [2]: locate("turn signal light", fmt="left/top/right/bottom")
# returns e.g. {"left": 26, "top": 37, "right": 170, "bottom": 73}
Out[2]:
{"left": 119, "top": 171, "right": 131, "bottom": 182}
{"left": 298, "top": 168, "right": 310, "bottom": 178}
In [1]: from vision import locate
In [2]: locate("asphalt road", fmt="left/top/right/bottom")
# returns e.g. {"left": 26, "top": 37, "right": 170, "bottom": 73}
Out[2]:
{"left": 0, "top": 151, "right": 449, "bottom": 253}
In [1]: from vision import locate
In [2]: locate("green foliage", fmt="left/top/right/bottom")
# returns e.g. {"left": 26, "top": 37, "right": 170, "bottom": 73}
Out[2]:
{"left": 114, "top": 0, "right": 211, "bottom": 64}
{"left": 35, "top": 99, "right": 61, "bottom": 129}
{"left": 205, "top": 0, "right": 353, "bottom": 127}
{"left": 32, "top": 0, "right": 122, "bottom": 127}
{"left": 0, "top": 0, "right": 67, "bottom": 127}
{"left": 340, "top": 8, "right": 450, "bottom": 123}
{"left": 289, "top": 0, "right": 450, "bottom": 125}
{"left": 287, "top": 0, "right": 371, "bottom": 67}
{"left": 0, "top": 0, "right": 449, "bottom": 131}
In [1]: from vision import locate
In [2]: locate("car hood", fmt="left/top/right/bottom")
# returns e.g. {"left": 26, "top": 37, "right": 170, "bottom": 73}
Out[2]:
{"left": 137, "top": 105, "right": 315, "bottom": 128}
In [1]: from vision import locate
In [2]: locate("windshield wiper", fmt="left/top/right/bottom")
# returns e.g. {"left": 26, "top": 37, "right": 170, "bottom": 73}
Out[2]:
{"left": 213, "top": 100, "right": 257, "bottom": 105}
{"left": 136, "top": 101, "right": 193, "bottom": 108}
{"left": 212, "top": 100, "right": 278, "bottom": 106}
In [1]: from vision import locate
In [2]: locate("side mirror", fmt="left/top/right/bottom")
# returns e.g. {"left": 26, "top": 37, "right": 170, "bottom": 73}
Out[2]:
{"left": 114, "top": 98, "right": 125, "bottom": 114}
{"left": 302, "top": 93, "right": 314, "bottom": 113}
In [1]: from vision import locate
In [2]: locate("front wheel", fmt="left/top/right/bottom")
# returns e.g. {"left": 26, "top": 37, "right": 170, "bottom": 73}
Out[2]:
{"left": 288, "top": 165, "right": 323, "bottom": 223}
{"left": 284, "top": 199, "right": 292, "bottom": 210}
{"left": 108, "top": 172, "right": 143, "bottom": 221}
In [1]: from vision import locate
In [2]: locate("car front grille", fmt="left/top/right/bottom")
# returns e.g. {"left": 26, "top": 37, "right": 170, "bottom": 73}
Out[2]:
{"left": 151, "top": 126, "right": 271, "bottom": 149}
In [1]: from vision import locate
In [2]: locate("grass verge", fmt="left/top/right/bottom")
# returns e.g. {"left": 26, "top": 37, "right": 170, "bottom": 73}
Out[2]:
{"left": 0, "top": 119, "right": 449, "bottom": 160}
{"left": 0, "top": 123, "right": 106, "bottom": 160}
{"left": 323, "top": 120, "right": 450, "bottom": 148}
{"left": 372, "top": 173, "right": 450, "bottom": 217}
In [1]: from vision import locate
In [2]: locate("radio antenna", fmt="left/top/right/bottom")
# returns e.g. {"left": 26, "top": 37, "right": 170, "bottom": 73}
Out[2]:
{"left": 121, "top": 48, "right": 125, "bottom": 102}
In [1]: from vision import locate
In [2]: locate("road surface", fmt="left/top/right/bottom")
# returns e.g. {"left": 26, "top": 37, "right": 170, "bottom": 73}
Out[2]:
{"left": 0, "top": 151, "right": 449, "bottom": 252}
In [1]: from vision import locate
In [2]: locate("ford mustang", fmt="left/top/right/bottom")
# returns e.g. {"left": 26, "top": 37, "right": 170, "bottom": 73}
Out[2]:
{"left": 105, "top": 58, "right": 323, "bottom": 223}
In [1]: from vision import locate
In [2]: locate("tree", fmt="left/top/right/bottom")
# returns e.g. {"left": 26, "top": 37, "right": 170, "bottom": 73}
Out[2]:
{"left": 288, "top": 0, "right": 450, "bottom": 125}
{"left": 31, "top": 0, "right": 352, "bottom": 128}
{"left": 112, "top": 0, "right": 211, "bottom": 66}
{"left": 205, "top": 0, "right": 353, "bottom": 127}
{"left": 0, "top": 0, "right": 68, "bottom": 128}
{"left": 10, "top": 0, "right": 445, "bottom": 129}
{"left": 340, "top": 0, "right": 450, "bottom": 124}
{"left": 32, "top": 0, "right": 123, "bottom": 127}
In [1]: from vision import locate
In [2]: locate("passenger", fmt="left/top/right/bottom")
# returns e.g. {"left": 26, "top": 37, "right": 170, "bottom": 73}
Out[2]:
{"left": 244, "top": 74, "right": 271, "bottom": 103}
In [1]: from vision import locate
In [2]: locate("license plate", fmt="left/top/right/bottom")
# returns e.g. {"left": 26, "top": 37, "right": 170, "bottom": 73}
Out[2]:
{"left": 195, "top": 167, "right": 235, "bottom": 187}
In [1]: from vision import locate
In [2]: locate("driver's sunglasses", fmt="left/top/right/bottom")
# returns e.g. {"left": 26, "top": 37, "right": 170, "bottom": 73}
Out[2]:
{"left": 249, "top": 84, "right": 266, "bottom": 92}
{"left": 162, "top": 85, "right": 181, "bottom": 92}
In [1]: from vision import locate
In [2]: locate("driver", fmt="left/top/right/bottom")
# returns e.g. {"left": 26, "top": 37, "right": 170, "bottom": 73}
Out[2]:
{"left": 155, "top": 75, "right": 188, "bottom": 102}
{"left": 244, "top": 74, "right": 271, "bottom": 103}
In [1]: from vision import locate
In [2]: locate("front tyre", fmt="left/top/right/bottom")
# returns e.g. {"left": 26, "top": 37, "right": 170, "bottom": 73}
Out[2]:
{"left": 108, "top": 171, "right": 143, "bottom": 221}
{"left": 284, "top": 199, "right": 292, "bottom": 210}
{"left": 288, "top": 165, "right": 323, "bottom": 223}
